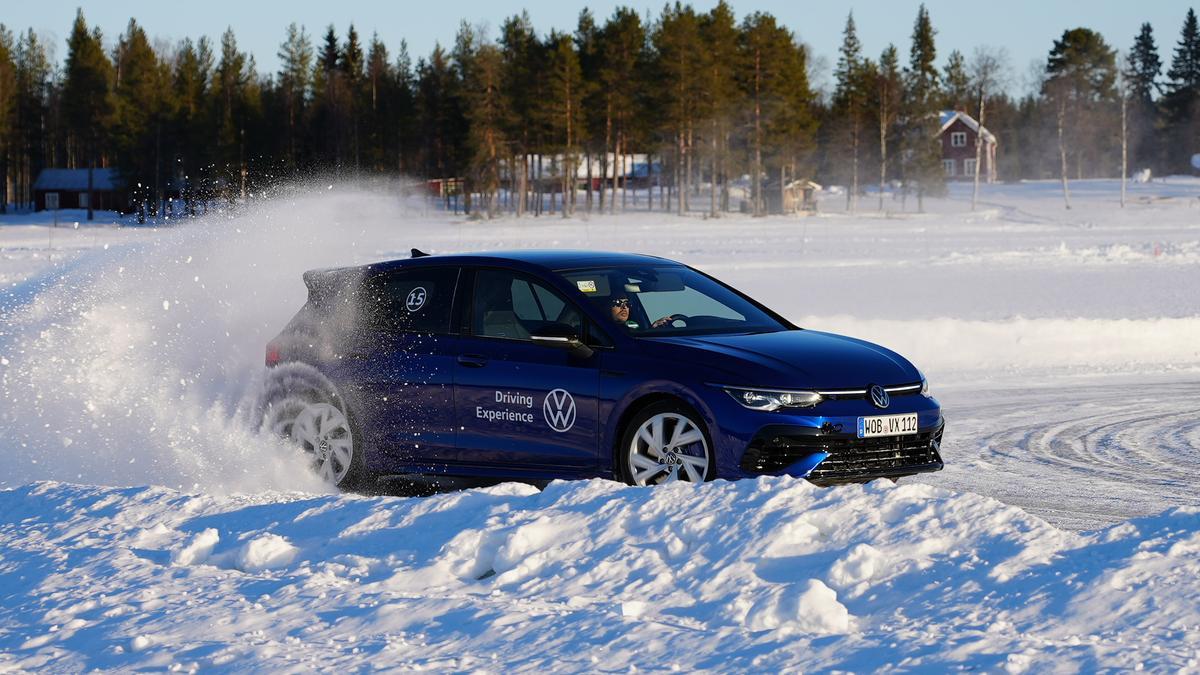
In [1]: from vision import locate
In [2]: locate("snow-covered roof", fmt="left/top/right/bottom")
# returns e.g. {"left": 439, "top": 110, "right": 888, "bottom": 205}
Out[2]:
{"left": 938, "top": 110, "right": 996, "bottom": 144}
{"left": 33, "top": 168, "right": 124, "bottom": 192}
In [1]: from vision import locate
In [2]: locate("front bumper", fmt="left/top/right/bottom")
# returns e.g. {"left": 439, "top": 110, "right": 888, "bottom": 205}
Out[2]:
{"left": 740, "top": 423, "right": 944, "bottom": 484}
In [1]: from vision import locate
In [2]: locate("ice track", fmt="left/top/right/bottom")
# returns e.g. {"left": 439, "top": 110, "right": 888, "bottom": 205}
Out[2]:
{"left": 928, "top": 376, "right": 1200, "bottom": 530}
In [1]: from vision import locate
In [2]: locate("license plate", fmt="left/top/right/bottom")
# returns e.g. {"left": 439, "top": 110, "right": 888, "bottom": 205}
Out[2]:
{"left": 857, "top": 413, "right": 919, "bottom": 438}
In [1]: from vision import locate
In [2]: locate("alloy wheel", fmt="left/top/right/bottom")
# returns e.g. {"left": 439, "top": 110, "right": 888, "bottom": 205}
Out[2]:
{"left": 627, "top": 412, "right": 710, "bottom": 485}
{"left": 270, "top": 399, "right": 356, "bottom": 485}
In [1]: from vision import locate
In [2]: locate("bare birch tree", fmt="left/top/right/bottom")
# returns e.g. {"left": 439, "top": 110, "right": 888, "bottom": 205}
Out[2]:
{"left": 968, "top": 46, "right": 1008, "bottom": 210}
{"left": 877, "top": 46, "right": 902, "bottom": 211}
{"left": 1118, "top": 51, "right": 1131, "bottom": 208}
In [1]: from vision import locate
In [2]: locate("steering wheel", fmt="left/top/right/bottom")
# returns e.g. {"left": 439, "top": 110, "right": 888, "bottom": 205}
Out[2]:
{"left": 653, "top": 313, "right": 690, "bottom": 328}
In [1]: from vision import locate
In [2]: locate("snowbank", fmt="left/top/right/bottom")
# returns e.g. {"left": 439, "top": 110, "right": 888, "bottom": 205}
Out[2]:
{"left": 1, "top": 479, "right": 1196, "bottom": 672}
{"left": 801, "top": 314, "right": 1200, "bottom": 378}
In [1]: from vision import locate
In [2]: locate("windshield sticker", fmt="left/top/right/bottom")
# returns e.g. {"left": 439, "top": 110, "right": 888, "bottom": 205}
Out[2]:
{"left": 576, "top": 280, "right": 598, "bottom": 293}
{"left": 624, "top": 284, "right": 641, "bottom": 293}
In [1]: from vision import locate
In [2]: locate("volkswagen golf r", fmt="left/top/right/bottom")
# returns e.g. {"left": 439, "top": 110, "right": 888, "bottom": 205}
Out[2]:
{"left": 261, "top": 250, "right": 944, "bottom": 489}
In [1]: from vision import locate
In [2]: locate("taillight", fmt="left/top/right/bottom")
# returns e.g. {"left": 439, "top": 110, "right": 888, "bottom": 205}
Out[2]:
{"left": 265, "top": 343, "right": 281, "bottom": 367}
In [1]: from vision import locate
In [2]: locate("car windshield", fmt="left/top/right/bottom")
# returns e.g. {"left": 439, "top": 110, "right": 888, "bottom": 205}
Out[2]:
{"left": 557, "top": 265, "right": 789, "bottom": 337}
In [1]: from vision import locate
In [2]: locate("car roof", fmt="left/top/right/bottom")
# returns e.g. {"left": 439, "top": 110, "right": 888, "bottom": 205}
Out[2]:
{"left": 366, "top": 249, "right": 681, "bottom": 273}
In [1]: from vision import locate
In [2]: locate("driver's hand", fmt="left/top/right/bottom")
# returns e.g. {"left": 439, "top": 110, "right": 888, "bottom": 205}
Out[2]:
{"left": 652, "top": 316, "right": 673, "bottom": 328}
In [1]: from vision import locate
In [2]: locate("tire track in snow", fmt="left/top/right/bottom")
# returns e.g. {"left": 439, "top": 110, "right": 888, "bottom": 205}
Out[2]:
{"left": 925, "top": 379, "right": 1200, "bottom": 530}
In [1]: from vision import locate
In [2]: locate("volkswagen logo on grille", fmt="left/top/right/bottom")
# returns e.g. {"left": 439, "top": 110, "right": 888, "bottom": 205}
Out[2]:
{"left": 869, "top": 384, "right": 890, "bottom": 409}
{"left": 543, "top": 388, "right": 577, "bottom": 433}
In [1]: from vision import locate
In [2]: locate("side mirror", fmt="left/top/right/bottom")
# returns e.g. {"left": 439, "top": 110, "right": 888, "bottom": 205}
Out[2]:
{"left": 530, "top": 322, "right": 594, "bottom": 359}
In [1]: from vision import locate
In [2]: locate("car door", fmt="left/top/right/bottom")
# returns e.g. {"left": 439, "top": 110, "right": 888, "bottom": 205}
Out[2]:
{"left": 453, "top": 267, "right": 601, "bottom": 474}
{"left": 332, "top": 265, "right": 460, "bottom": 471}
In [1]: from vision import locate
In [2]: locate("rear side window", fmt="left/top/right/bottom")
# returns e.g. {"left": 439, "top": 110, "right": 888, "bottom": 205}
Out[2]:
{"left": 473, "top": 269, "right": 583, "bottom": 340}
{"left": 358, "top": 267, "right": 459, "bottom": 333}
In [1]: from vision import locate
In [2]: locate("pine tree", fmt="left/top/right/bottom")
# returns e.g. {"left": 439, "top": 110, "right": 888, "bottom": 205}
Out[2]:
{"left": 739, "top": 12, "right": 813, "bottom": 215}
{"left": 598, "top": 8, "right": 645, "bottom": 213}
{"left": 652, "top": 4, "right": 703, "bottom": 214}
{"left": 902, "top": 3, "right": 943, "bottom": 211}
{"left": 833, "top": 12, "right": 866, "bottom": 210}
{"left": 1125, "top": 23, "right": 1161, "bottom": 173}
{"left": 465, "top": 41, "right": 508, "bottom": 216}
{"left": 1166, "top": 9, "right": 1200, "bottom": 90}
{"left": 172, "top": 37, "right": 212, "bottom": 210}
{"left": 1044, "top": 28, "right": 1118, "bottom": 206}
{"left": 500, "top": 13, "right": 541, "bottom": 214}
{"left": 313, "top": 25, "right": 342, "bottom": 165}
{"left": 363, "top": 34, "right": 392, "bottom": 171}
{"left": 342, "top": 25, "right": 365, "bottom": 167}
{"left": 0, "top": 26, "right": 15, "bottom": 212}
{"left": 393, "top": 40, "right": 417, "bottom": 174}
{"left": 417, "top": 45, "right": 462, "bottom": 206}
{"left": 1128, "top": 23, "right": 1162, "bottom": 104}
{"left": 942, "top": 50, "right": 970, "bottom": 110}
{"left": 544, "top": 31, "right": 585, "bottom": 216}
{"left": 211, "top": 28, "right": 260, "bottom": 198}
{"left": 14, "top": 30, "right": 53, "bottom": 208}
{"left": 61, "top": 9, "right": 115, "bottom": 220}
{"left": 1163, "top": 9, "right": 1200, "bottom": 171}
{"left": 575, "top": 9, "right": 601, "bottom": 211}
{"left": 113, "top": 19, "right": 169, "bottom": 218}
{"left": 700, "top": 1, "right": 738, "bottom": 215}
{"left": 277, "top": 23, "right": 313, "bottom": 170}
{"left": 768, "top": 24, "right": 817, "bottom": 203}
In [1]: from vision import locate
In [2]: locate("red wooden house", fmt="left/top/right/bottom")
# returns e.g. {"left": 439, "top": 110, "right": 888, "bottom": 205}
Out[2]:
{"left": 938, "top": 111, "right": 997, "bottom": 182}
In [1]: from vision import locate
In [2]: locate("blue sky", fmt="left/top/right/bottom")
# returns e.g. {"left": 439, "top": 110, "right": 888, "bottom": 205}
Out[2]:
{"left": 7, "top": 1, "right": 1197, "bottom": 95}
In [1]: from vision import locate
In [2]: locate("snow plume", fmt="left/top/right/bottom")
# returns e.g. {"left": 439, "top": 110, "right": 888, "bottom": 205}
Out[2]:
{"left": 0, "top": 185, "right": 411, "bottom": 492}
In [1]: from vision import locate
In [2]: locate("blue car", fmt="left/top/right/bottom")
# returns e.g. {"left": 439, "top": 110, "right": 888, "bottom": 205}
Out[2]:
{"left": 262, "top": 250, "right": 943, "bottom": 489}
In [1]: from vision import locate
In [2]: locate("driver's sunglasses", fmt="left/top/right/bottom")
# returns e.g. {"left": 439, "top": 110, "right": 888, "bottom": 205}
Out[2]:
{"left": 611, "top": 298, "right": 631, "bottom": 308}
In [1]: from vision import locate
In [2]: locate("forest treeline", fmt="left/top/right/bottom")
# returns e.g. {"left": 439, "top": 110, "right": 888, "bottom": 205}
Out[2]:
{"left": 0, "top": 4, "right": 1199, "bottom": 217}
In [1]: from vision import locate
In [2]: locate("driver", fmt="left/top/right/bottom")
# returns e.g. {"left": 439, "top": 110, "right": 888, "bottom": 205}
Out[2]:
{"left": 609, "top": 294, "right": 677, "bottom": 328}
{"left": 609, "top": 295, "right": 631, "bottom": 323}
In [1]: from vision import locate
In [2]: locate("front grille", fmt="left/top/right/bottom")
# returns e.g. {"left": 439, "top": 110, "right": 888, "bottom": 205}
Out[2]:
{"left": 818, "top": 382, "right": 924, "bottom": 401}
{"left": 741, "top": 426, "right": 943, "bottom": 483}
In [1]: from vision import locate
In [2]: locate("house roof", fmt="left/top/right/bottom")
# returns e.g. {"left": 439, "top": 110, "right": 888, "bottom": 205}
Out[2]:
{"left": 32, "top": 168, "right": 124, "bottom": 192}
{"left": 938, "top": 110, "right": 996, "bottom": 144}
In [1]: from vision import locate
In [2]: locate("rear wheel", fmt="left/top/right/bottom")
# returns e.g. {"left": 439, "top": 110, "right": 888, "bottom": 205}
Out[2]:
{"left": 619, "top": 401, "right": 713, "bottom": 486}
{"left": 260, "top": 370, "right": 366, "bottom": 489}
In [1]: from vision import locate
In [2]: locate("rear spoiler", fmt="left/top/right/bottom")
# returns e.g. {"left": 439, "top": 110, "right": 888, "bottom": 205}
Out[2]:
{"left": 302, "top": 267, "right": 361, "bottom": 308}
{"left": 302, "top": 253, "right": 426, "bottom": 307}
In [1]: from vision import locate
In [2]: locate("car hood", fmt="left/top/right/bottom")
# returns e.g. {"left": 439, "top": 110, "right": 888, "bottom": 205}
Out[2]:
{"left": 643, "top": 329, "right": 919, "bottom": 389}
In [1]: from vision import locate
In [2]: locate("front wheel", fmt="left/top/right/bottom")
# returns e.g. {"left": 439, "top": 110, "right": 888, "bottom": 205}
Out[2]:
{"left": 619, "top": 402, "right": 714, "bottom": 486}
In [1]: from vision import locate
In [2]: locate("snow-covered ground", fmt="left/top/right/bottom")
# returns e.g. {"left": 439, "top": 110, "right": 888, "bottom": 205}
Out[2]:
{"left": 1, "top": 179, "right": 1199, "bottom": 671}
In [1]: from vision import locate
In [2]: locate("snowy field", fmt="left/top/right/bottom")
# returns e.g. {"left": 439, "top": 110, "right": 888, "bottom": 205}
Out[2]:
{"left": 1, "top": 179, "right": 1199, "bottom": 671}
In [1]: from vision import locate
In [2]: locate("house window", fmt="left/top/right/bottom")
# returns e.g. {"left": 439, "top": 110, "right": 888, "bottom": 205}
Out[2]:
{"left": 950, "top": 131, "right": 967, "bottom": 147}
{"left": 964, "top": 158, "right": 978, "bottom": 176}
{"left": 78, "top": 192, "right": 89, "bottom": 209}
{"left": 943, "top": 159, "right": 956, "bottom": 176}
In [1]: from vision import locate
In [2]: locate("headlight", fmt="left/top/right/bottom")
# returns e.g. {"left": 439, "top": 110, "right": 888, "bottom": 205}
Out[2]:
{"left": 724, "top": 387, "right": 822, "bottom": 411}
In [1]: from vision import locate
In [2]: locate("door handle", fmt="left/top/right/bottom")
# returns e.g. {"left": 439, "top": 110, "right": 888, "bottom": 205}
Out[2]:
{"left": 457, "top": 354, "right": 488, "bottom": 368}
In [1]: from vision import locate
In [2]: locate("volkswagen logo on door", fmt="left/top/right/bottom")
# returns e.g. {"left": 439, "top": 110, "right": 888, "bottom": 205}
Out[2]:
{"left": 405, "top": 287, "right": 427, "bottom": 312}
{"left": 869, "top": 384, "right": 890, "bottom": 409}
{"left": 543, "top": 388, "right": 577, "bottom": 433}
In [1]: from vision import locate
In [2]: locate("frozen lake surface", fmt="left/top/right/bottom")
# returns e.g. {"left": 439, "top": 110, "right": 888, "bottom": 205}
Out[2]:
{"left": 1, "top": 179, "right": 1198, "bottom": 671}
